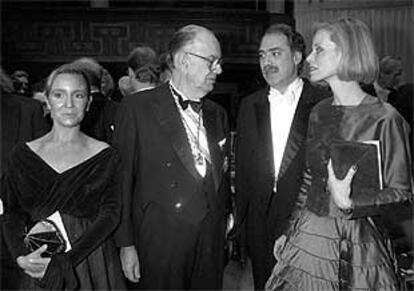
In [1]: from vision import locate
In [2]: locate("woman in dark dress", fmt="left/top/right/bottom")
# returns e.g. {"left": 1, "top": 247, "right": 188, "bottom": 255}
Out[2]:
{"left": 2, "top": 64, "right": 125, "bottom": 290}
{"left": 266, "top": 18, "right": 413, "bottom": 291}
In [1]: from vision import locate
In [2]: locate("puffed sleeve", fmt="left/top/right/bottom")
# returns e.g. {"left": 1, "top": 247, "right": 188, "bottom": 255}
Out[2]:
{"left": 351, "top": 111, "right": 413, "bottom": 218}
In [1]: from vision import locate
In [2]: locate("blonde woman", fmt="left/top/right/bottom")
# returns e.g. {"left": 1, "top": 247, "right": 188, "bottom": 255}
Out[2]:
{"left": 266, "top": 17, "right": 413, "bottom": 291}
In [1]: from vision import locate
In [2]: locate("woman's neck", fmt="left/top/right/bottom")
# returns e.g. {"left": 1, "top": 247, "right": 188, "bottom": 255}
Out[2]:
{"left": 329, "top": 79, "right": 367, "bottom": 106}
{"left": 47, "top": 126, "right": 85, "bottom": 145}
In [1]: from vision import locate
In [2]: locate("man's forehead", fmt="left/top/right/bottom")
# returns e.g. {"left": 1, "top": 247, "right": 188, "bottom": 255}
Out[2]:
{"left": 189, "top": 35, "right": 221, "bottom": 55}
{"left": 259, "top": 33, "right": 289, "bottom": 51}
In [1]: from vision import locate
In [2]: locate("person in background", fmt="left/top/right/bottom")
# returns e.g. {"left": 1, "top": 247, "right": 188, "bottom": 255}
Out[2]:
{"left": 32, "top": 78, "right": 51, "bottom": 118}
{"left": 71, "top": 57, "right": 116, "bottom": 143}
{"left": 159, "top": 51, "right": 173, "bottom": 83}
{"left": 362, "top": 56, "right": 405, "bottom": 106}
{"left": 235, "top": 24, "right": 328, "bottom": 290}
{"left": 101, "top": 67, "right": 115, "bottom": 101}
{"left": 118, "top": 45, "right": 160, "bottom": 97}
{"left": 375, "top": 56, "right": 403, "bottom": 102}
{"left": 2, "top": 64, "right": 125, "bottom": 290}
{"left": 11, "top": 70, "right": 31, "bottom": 97}
{"left": 266, "top": 17, "right": 413, "bottom": 291}
{"left": 112, "top": 24, "right": 230, "bottom": 289}
{"left": 1, "top": 66, "right": 50, "bottom": 290}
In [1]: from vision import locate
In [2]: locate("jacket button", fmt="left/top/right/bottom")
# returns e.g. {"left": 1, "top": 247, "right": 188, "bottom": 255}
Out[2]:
{"left": 175, "top": 202, "right": 182, "bottom": 209}
{"left": 166, "top": 162, "right": 172, "bottom": 168}
{"left": 170, "top": 182, "right": 177, "bottom": 188}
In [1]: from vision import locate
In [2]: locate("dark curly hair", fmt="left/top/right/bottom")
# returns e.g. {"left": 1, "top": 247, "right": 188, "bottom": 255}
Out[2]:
{"left": 263, "top": 24, "right": 306, "bottom": 74}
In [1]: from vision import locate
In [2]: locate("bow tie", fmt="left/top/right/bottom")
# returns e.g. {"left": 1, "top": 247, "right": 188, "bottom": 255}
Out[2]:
{"left": 170, "top": 84, "right": 203, "bottom": 113}
{"left": 177, "top": 93, "right": 203, "bottom": 113}
{"left": 181, "top": 99, "right": 203, "bottom": 113}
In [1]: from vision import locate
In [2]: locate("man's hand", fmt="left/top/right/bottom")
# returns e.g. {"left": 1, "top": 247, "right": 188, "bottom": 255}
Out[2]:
{"left": 16, "top": 244, "right": 51, "bottom": 279}
{"left": 120, "top": 246, "right": 140, "bottom": 282}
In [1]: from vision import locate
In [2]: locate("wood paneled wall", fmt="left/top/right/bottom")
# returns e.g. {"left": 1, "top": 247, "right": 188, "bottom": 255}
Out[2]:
{"left": 1, "top": 4, "right": 293, "bottom": 128}
{"left": 293, "top": 0, "right": 413, "bottom": 84}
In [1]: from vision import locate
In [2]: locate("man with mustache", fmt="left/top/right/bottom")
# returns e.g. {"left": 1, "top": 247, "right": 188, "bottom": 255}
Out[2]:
{"left": 113, "top": 24, "right": 230, "bottom": 290}
{"left": 235, "top": 24, "right": 328, "bottom": 290}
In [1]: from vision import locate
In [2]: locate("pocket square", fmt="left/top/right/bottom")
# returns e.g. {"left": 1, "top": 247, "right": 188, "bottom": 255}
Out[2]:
{"left": 218, "top": 138, "right": 226, "bottom": 150}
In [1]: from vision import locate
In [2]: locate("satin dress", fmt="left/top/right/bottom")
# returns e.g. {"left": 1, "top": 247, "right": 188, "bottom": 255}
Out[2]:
{"left": 266, "top": 96, "right": 413, "bottom": 291}
{"left": 2, "top": 144, "right": 125, "bottom": 290}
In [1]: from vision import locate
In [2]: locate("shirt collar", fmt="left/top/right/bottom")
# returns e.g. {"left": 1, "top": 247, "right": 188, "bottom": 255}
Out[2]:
{"left": 268, "top": 78, "right": 303, "bottom": 105}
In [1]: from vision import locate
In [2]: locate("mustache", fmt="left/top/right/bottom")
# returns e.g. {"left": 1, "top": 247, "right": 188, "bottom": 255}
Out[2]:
{"left": 263, "top": 65, "right": 279, "bottom": 74}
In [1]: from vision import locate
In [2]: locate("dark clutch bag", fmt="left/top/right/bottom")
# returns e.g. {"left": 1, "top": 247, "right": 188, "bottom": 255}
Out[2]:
{"left": 329, "top": 140, "right": 383, "bottom": 204}
{"left": 24, "top": 220, "right": 67, "bottom": 257}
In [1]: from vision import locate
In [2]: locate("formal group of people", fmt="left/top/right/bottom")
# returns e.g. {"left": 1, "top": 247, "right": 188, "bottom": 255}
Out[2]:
{"left": 1, "top": 16, "right": 412, "bottom": 291}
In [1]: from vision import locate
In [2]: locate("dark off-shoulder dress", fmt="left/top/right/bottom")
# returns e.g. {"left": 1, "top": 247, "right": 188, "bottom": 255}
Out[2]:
{"left": 266, "top": 96, "right": 413, "bottom": 291}
{"left": 2, "top": 143, "right": 125, "bottom": 290}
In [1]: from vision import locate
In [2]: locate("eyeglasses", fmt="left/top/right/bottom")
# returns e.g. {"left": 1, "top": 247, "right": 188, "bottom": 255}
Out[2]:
{"left": 185, "top": 52, "right": 223, "bottom": 71}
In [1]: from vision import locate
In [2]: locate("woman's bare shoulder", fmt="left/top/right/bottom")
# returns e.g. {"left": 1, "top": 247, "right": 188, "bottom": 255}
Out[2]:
{"left": 84, "top": 135, "right": 110, "bottom": 154}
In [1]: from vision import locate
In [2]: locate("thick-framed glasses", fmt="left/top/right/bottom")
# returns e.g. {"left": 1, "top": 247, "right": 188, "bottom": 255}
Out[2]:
{"left": 185, "top": 52, "right": 223, "bottom": 71}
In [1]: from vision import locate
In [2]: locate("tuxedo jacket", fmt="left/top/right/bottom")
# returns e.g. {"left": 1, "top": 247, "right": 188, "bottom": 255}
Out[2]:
{"left": 113, "top": 83, "right": 230, "bottom": 247}
{"left": 235, "top": 80, "right": 328, "bottom": 243}
{"left": 81, "top": 92, "right": 119, "bottom": 144}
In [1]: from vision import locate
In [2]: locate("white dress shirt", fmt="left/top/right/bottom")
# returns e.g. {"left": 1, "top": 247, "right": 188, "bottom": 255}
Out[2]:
{"left": 268, "top": 78, "right": 304, "bottom": 191}
{"left": 169, "top": 82, "right": 210, "bottom": 177}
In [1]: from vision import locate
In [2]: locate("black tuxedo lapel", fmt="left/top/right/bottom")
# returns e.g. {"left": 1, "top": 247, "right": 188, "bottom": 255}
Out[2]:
{"left": 151, "top": 85, "right": 200, "bottom": 181}
{"left": 278, "top": 82, "right": 313, "bottom": 179}
{"left": 254, "top": 88, "right": 274, "bottom": 177}
{"left": 203, "top": 102, "right": 220, "bottom": 191}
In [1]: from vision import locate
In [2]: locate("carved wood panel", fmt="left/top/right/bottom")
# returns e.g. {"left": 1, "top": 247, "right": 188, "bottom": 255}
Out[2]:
{"left": 2, "top": 7, "right": 292, "bottom": 64}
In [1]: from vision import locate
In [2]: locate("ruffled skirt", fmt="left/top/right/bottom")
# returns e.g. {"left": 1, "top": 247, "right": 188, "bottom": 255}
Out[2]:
{"left": 265, "top": 209, "right": 399, "bottom": 291}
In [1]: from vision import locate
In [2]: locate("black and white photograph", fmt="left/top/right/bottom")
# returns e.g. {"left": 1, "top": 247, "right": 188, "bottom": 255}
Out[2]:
{"left": 1, "top": 0, "right": 413, "bottom": 290}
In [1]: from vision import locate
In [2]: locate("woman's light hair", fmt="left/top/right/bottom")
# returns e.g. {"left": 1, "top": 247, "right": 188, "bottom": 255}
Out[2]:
{"left": 313, "top": 17, "right": 379, "bottom": 83}
{"left": 45, "top": 64, "right": 91, "bottom": 98}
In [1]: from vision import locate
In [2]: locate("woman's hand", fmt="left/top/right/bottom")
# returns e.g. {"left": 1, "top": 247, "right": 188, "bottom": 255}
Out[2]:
{"left": 16, "top": 244, "right": 51, "bottom": 279}
{"left": 327, "top": 158, "right": 357, "bottom": 210}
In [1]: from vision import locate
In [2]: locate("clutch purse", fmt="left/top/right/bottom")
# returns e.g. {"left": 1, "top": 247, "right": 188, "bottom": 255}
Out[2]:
{"left": 329, "top": 139, "right": 383, "bottom": 204}
{"left": 24, "top": 219, "right": 67, "bottom": 257}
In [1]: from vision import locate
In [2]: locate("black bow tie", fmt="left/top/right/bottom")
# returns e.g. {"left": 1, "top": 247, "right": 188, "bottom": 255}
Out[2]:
{"left": 176, "top": 92, "right": 203, "bottom": 113}
{"left": 170, "top": 84, "right": 203, "bottom": 113}
{"left": 180, "top": 99, "right": 203, "bottom": 113}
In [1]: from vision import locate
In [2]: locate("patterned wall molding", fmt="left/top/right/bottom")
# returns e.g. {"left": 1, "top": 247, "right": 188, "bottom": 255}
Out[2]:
{"left": 2, "top": 6, "right": 293, "bottom": 64}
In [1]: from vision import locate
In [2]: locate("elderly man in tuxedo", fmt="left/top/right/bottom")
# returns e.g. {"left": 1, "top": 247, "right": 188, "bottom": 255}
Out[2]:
{"left": 235, "top": 24, "right": 329, "bottom": 290}
{"left": 113, "top": 24, "right": 230, "bottom": 290}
